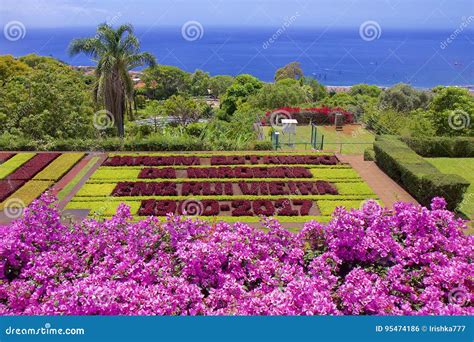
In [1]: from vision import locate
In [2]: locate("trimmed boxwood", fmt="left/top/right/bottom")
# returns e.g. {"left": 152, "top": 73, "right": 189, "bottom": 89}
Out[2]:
{"left": 402, "top": 136, "right": 474, "bottom": 158}
{"left": 374, "top": 135, "right": 469, "bottom": 211}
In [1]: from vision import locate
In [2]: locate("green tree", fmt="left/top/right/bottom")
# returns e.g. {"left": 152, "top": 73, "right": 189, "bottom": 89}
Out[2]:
{"left": 190, "top": 69, "right": 210, "bottom": 96}
{"left": 429, "top": 86, "right": 473, "bottom": 136}
{"left": 69, "top": 23, "right": 156, "bottom": 137}
{"left": 0, "top": 55, "right": 95, "bottom": 140}
{"left": 302, "top": 77, "right": 327, "bottom": 102}
{"left": 208, "top": 75, "right": 234, "bottom": 98}
{"left": 220, "top": 74, "right": 263, "bottom": 118}
{"left": 250, "top": 79, "right": 310, "bottom": 109}
{"left": 0, "top": 55, "right": 31, "bottom": 84}
{"left": 162, "top": 95, "right": 204, "bottom": 126}
{"left": 378, "top": 83, "right": 431, "bottom": 112}
{"left": 349, "top": 84, "right": 382, "bottom": 98}
{"left": 274, "top": 61, "right": 304, "bottom": 81}
{"left": 143, "top": 65, "right": 191, "bottom": 100}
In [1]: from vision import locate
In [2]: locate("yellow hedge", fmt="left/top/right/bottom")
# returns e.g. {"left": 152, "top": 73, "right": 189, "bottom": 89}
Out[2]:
{"left": 0, "top": 153, "right": 36, "bottom": 179}
{"left": 0, "top": 180, "right": 53, "bottom": 209}
{"left": 33, "top": 153, "right": 84, "bottom": 181}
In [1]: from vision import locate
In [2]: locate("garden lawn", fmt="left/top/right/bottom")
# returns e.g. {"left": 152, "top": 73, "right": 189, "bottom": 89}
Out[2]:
{"left": 262, "top": 125, "right": 374, "bottom": 154}
{"left": 426, "top": 158, "right": 474, "bottom": 220}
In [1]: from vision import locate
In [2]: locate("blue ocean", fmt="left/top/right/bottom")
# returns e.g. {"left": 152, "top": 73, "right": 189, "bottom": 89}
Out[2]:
{"left": 1, "top": 26, "right": 473, "bottom": 87}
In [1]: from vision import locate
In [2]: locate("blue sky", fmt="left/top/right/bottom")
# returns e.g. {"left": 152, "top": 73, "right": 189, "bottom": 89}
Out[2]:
{"left": 0, "top": 0, "right": 473, "bottom": 29}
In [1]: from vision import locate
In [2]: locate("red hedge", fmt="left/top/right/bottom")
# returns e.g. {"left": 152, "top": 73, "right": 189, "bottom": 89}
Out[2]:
{"left": 138, "top": 199, "right": 314, "bottom": 217}
{"left": 6, "top": 153, "right": 60, "bottom": 181}
{"left": 112, "top": 181, "right": 337, "bottom": 197}
{"left": 0, "top": 180, "right": 26, "bottom": 202}
{"left": 0, "top": 153, "right": 15, "bottom": 164}
{"left": 104, "top": 156, "right": 200, "bottom": 167}
{"left": 211, "top": 155, "right": 339, "bottom": 165}
{"left": 187, "top": 167, "right": 312, "bottom": 179}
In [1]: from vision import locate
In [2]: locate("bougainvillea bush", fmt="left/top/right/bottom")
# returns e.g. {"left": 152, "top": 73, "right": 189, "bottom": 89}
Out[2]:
{"left": 0, "top": 195, "right": 472, "bottom": 315}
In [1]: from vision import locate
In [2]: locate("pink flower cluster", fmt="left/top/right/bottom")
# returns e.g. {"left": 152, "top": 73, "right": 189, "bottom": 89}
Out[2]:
{"left": 0, "top": 196, "right": 472, "bottom": 315}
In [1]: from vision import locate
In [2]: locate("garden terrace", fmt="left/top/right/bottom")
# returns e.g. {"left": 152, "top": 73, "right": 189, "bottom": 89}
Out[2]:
{"left": 65, "top": 152, "right": 378, "bottom": 228}
{"left": 0, "top": 153, "right": 85, "bottom": 212}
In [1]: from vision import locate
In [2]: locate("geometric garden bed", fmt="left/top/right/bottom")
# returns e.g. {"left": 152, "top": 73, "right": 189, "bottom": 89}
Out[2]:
{"left": 64, "top": 152, "right": 378, "bottom": 226}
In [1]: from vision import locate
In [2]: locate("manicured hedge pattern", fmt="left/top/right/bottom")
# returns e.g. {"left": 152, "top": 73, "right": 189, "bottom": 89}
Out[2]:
{"left": 0, "top": 153, "right": 15, "bottom": 164}
{"left": 374, "top": 136, "right": 469, "bottom": 210}
{"left": 6, "top": 153, "right": 60, "bottom": 180}
{"left": 111, "top": 181, "right": 338, "bottom": 197}
{"left": 187, "top": 167, "right": 313, "bottom": 179}
{"left": 138, "top": 199, "right": 314, "bottom": 217}
{"left": 210, "top": 155, "right": 339, "bottom": 165}
{"left": 0, "top": 153, "right": 85, "bottom": 208}
{"left": 68, "top": 153, "right": 377, "bottom": 222}
{"left": 104, "top": 154, "right": 339, "bottom": 166}
{"left": 0, "top": 153, "right": 36, "bottom": 179}
{"left": 402, "top": 136, "right": 474, "bottom": 158}
{"left": 33, "top": 153, "right": 85, "bottom": 181}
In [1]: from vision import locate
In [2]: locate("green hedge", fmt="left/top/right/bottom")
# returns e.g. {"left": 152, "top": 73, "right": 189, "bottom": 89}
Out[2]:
{"left": 402, "top": 136, "right": 474, "bottom": 158}
{"left": 374, "top": 135, "right": 469, "bottom": 211}
{"left": 363, "top": 147, "right": 375, "bottom": 161}
{"left": 0, "top": 136, "right": 275, "bottom": 152}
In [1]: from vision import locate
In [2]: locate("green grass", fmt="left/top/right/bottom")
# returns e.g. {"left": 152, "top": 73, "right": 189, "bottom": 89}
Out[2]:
{"left": 263, "top": 125, "right": 375, "bottom": 154}
{"left": 426, "top": 158, "right": 474, "bottom": 220}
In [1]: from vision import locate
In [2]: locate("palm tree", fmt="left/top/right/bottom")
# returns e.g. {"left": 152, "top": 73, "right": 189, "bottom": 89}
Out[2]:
{"left": 69, "top": 23, "right": 156, "bottom": 137}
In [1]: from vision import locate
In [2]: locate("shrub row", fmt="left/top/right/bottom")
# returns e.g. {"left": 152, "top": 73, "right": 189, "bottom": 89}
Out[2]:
{"left": 110, "top": 181, "right": 338, "bottom": 197}
{"left": 0, "top": 153, "right": 15, "bottom": 164}
{"left": 402, "top": 136, "right": 474, "bottom": 158}
{"left": 210, "top": 155, "right": 339, "bottom": 165}
{"left": 0, "top": 153, "right": 36, "bottom": 179}
{"left": 6, "top": 153, "right": 60, "bottom": 180}
{"left": 104, "top": 156, "right": 200, "bottom": 167}
{"left": 138, "top": 199, "right": 314, "bottom": 217}
{"left": 187, "top": 167, "right": 313, "bottom": 179}
{"left": 0, "top": 181, "right": 53, "bottom": 209}
{"left": 33, "top": 153, "right": 85, "bottom": 181}
{"left": 373, "top": 136, "right": 469, "bottom": 210}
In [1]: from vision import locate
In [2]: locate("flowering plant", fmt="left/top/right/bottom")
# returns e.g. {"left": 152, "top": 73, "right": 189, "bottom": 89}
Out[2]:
{"left": 0, "top": 195, "right": 472, "bottom": 315}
